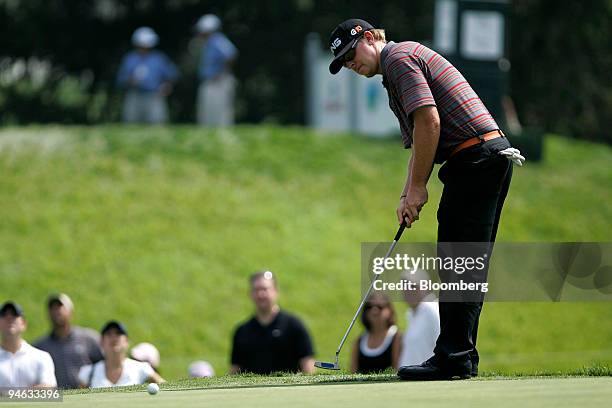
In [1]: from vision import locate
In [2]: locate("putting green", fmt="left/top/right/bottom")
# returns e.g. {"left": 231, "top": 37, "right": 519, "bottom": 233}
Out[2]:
{"left": 8, "top": 377, "right": 610, "bottom": 408}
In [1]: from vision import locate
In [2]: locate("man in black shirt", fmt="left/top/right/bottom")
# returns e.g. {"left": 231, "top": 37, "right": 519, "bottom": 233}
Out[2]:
{"left": 230, "top": 271, "right": 315, "bottom": 374}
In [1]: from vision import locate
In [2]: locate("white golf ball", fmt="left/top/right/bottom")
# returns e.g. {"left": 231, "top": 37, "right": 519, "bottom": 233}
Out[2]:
{"left": 147, "top": 383, "right": 160, "bottom": 395}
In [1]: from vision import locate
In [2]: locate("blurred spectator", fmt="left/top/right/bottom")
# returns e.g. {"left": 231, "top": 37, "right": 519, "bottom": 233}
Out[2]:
{"left": 350, "top": 294, "right": 401, "bottom": 374}
{"left": 188, "top": 360, "right": 215, "bottom": 378}
{"left": 34, "top": 293, "right": 103, "bottom": 389}
{"left": 116, "top": 27, "right": 179, "bottom": 124}
{"left": 398, "top": 269, "right": 440, "bottom": 367}
{"left": 230, "top": 271, "right": 315, "bottom": 374}
{"left": 0, "top": 301, "right": 57, "bottom": 387}
{"left": 78, "top": 321, "right": 164, "bottom": 388}
{"left": 130, "top": 342, "right": 160, "bottom": 374}
{"left": 194, "top": 14, "right": 238, "bottom": 126}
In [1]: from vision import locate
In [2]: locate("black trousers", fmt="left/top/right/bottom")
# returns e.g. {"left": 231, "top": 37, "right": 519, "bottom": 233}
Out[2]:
{"left": 433, "top": 137, "right": 513, "bottom": 369}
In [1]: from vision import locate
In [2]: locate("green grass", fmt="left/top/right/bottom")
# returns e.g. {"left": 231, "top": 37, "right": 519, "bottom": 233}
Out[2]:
{"left": 4, "top": 376, "right": 611, "bottom": 408}
{"left": 0, "top": 125, "right": 611, "bottom": 380}
{"left": 64, "top": 363, "right": 612, "bottom": 395}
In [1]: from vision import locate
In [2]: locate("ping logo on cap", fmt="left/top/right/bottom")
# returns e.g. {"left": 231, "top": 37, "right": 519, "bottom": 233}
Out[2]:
{"left": 331, "top": 38, "right": 342, "bottom": 52}
{"left": 350, "top": 25, "right": 363, "bottom": 36}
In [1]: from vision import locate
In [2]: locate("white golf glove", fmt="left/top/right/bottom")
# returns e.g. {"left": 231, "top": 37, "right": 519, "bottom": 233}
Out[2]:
{"left": 498, "top": 147, "right": 525, "bottom": 166}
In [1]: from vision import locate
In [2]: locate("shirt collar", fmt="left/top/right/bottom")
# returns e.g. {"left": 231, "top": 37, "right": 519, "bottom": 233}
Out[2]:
{"left": 381, "top": 41, "right": 395, "bottom": 62}
{"left": 0, "top": 339, "right": 30, "bottom": 355}
{"left": 50, "top": 328, "right": 74, "bottom": 341}
{"left": 380, "top": 41, "right": 397, "bottom": 88}
{"left": 253, "top": 309, "right": 282, "bottom": 328}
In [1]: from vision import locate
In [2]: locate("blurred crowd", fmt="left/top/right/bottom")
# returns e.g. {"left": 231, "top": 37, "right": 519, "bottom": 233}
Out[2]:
{"left": 0, "top": 296, "right": 168, "bottom": 389}
{"left": 1, "top": 269, "right": 439, "bottom": 389}
{"left": 117, "top": 14, "right": 238, "bottom": 126}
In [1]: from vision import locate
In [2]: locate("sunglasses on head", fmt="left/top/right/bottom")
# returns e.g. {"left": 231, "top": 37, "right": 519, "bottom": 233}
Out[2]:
{"left": 343, "top": 48, "right": 357, "bottom": 64}
{"left": 342, "top": 37, "right": 363, "bottom": 65}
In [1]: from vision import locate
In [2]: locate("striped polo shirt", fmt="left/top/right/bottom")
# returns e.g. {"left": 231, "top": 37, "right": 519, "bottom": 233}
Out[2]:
{"left": 34, "top": 326, "right": 103, "bottom": 389}
{"left": 381, "top": 41, "right": 499, "bottom": 163}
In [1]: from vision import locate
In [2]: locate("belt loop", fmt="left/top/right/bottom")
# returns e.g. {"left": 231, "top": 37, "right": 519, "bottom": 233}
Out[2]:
{"left": 497, "top": 129, "right": 505, "bottom": 138}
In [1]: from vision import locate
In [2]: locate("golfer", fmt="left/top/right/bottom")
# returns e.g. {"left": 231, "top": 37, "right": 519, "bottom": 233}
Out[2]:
{"left": 328, "top": 19, "right": 523, "bottom": 380}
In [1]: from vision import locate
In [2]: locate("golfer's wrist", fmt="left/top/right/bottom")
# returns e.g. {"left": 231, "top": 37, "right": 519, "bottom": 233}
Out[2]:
{"left": 408, "top": 180, "right": 427, "bottom": 190}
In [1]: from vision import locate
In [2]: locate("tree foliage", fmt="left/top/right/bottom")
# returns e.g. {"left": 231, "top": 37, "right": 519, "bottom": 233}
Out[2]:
{"left": 510, "top": 0, "right": 611, "bottom": 142}
{"left": 0, "top": 0, "right": 609, "bottom": 141}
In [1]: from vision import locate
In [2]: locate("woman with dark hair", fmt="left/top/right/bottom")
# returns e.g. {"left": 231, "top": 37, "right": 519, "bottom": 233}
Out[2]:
{"left": 350, "top": 294, "right": 402, "bottom": 373}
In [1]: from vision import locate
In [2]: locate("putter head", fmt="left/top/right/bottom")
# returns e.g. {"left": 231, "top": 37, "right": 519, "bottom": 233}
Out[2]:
{"left": 315, "top": 353, "right": 341, "bottom": 370}
{"left": 314, "top": 360, "right": 340, "bottom": 370}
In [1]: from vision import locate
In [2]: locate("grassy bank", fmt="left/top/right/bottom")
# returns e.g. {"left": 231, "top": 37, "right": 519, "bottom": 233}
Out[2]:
{"left": 0, "top": 125, "right": 610, "bottom": 379}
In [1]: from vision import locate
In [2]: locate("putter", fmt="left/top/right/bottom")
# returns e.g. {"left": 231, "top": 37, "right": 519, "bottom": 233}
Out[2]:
{"left": 315, "top": 221, "right": 407, "bottom": 370}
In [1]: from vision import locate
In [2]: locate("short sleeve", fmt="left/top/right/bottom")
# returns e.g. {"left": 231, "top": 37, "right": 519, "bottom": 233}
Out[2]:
{"left": 215, "top": 35, "right": 238, "bottom": 60}
{"left": 86, "top": 335, "right": 104, "bottom": 364}
{"left": 78, "top": 364, "right": 92, "bottom": 386}
{"left": 291, "top": 318, "right": 314, "bottom": 359}
{"left": 230, "top": 327, "right": 244, "bottom": 366}
{"left": 386, "top": 53, "right": 436, "bottom": 116}
{"left": 38, "top": 352, "right": 57, "bottom": 386}
{"left": 161, "top": 54, "right": 180, "bottom": 81}
{"left": 137, "top": 361, "right": 154, "bottom": 383}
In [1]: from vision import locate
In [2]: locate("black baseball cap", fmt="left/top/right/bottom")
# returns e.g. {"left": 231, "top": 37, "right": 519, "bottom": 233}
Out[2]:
{"left": 0, "top": 301, "right": 24, "bottom": 317}
{"left": 101, "top": 320, "right": 128, "bottom": 336}
{"left": 328, "top": 18, "right": 375, "bottom": 74}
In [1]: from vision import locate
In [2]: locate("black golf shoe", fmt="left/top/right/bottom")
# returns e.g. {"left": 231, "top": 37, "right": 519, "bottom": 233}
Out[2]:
{"left": 397, "top": 357, "right": 472, "bottom": 381}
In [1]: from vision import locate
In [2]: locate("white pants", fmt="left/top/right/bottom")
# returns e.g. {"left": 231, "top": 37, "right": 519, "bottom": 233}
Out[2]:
{"left": 122, "top": 91, "right": 168, "bottom": 124}
{"left": 197, "top": 73, "right": 235, "bottom": 126}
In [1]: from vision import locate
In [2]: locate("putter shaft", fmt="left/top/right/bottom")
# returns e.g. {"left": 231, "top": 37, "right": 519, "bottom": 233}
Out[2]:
{"left": 333, "top": 222, "right": 406, "bottom": 358}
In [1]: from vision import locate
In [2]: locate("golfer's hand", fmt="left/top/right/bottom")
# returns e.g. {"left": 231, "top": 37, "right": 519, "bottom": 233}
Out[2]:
{"left": 397, "top": 185, "right": 428, "bottom": 227}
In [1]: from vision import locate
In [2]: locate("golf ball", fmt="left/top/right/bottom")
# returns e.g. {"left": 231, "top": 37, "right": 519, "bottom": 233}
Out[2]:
{"left": 147, "top": 383, "right": 160, "bottom": 395}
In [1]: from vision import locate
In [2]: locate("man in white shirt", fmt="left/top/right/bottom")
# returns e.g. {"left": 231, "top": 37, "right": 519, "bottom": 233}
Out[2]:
{"left": 399, "top": 270, "right": 441, "bottom": 367}
{"left": 0, "top": 301, "right": 57, "bottom": 387}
